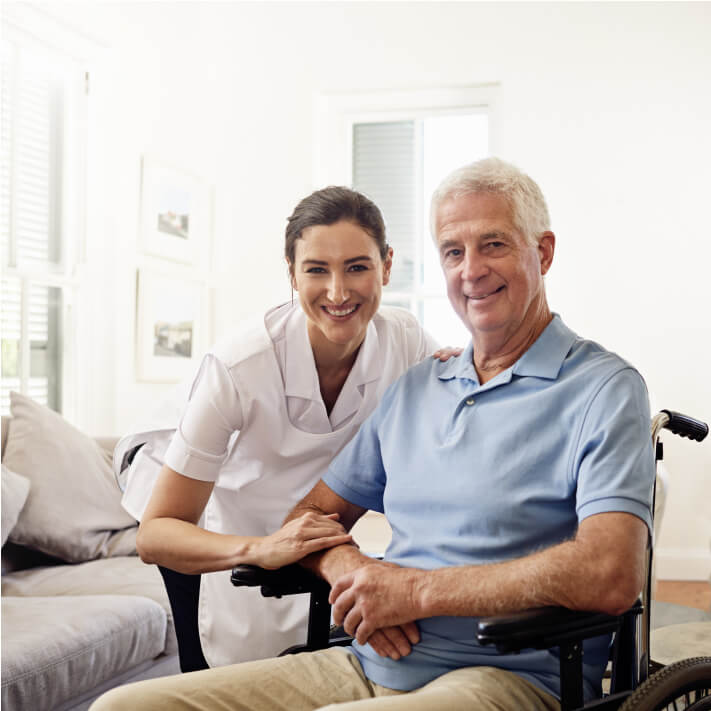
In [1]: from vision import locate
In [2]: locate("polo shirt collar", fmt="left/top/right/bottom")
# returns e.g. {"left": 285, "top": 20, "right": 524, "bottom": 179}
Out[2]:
{"left": 512, "top": 314, "right": 576, "bottom": 380}
{"left": 284, "top": 308, "right": 380, "bottom": 402}
{"left": 438, "top": 314, "right": 576, "bottom": 384}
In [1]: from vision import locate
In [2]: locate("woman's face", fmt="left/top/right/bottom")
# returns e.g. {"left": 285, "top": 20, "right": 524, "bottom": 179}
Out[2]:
{"left": 290, "top": 220, "right": 392, "bottom": 356}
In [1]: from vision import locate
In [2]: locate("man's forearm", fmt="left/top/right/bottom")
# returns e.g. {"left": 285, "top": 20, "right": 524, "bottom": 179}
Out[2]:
{"left": 330, "top": 512, "right": 648, "bottom": 643}
{"left": 418, "top": 514, "right": 646, "bottom": 619}
{"left": 417, "top": 541, "right": 595, "bottom": 619}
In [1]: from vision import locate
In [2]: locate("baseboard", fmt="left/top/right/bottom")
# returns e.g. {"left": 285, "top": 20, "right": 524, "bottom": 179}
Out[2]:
{"left": 655, "top": 547, "right": 711, "bottom": 581}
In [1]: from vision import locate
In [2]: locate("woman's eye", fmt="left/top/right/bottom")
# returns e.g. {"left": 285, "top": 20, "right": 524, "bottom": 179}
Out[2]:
{"left": 348, "top": 264, "right": 368, "bottom": 272}
{"left": 306, "top": 266, "right": 326, "bottom": 274}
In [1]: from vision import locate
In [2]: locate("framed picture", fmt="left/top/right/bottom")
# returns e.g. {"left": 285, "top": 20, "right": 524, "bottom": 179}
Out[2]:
{"left": 139, "top": 155, "right": 210, "bottom": 265}
{"left": 135, "top": 269, "right": 208, "bottom": 382}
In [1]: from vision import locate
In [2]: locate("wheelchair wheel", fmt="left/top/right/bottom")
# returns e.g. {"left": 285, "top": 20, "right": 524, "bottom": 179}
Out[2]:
{"left": 619, "top": 657, "right": 711, "bottom": 710}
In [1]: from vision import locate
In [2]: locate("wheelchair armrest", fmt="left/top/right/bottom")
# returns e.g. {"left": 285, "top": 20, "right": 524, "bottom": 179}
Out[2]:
{"left": 231, "top": 563, "right": 329, "bottom": 599}
{"left": 476, "top": 600, "right": 643, "bottom": 654}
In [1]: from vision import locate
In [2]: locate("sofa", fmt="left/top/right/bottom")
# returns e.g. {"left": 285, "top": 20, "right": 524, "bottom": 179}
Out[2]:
{"left": 1, "top": 392, "right": 179, "bottom": 711}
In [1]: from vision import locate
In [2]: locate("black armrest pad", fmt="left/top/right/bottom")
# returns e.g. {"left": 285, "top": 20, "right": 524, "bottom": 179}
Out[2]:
{"left": 231, "top": 564, "right": 329, "bottom": 598}
{"left": 476, "top": 601, "right": 642, "bottom": 654}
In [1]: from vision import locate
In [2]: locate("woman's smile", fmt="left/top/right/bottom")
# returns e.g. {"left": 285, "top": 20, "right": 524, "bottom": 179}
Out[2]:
{"left": 322, "top": 303, "right": 361, "bottom": 319}
{"left": 290, "top": 219, "right": 392, "bottom": 359}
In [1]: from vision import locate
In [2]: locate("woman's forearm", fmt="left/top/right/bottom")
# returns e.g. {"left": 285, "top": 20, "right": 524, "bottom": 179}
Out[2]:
{"left": 136, "top": 517, "right": 259, "bottom": 574}
{"left": 137, "top": 511, "right": 354, "bottom": 575}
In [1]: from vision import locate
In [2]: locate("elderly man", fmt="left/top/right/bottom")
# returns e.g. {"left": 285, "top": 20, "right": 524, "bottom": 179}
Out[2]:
{"left": 92, "top": 158, "right": 653, "bottom": 711}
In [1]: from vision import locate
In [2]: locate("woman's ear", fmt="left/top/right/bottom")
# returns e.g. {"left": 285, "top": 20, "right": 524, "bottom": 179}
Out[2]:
{"left": 286, "top": 258, "right": 297, "bottom": 290}
{"left": 382, "top": 247, "right": 394, "bottom": 286}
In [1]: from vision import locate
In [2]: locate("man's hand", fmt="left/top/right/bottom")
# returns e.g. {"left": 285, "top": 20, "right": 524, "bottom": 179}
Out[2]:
{"left": 329, "top": 563, "right": 423, "bottom": 659}
{"left": 285, "top": 481, "right": 422, "bottom": 659}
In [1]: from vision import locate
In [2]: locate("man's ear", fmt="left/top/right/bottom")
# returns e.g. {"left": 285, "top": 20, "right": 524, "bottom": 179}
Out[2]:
{"left": 382, "top": 247, "right": 394, "bottom": 286}
{"left": 538, "top": 232, "right": 555, "bottom": 275}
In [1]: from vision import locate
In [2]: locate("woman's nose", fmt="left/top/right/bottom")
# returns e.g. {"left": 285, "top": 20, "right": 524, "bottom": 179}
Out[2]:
{"left": 327, "top": 274, "right": 349, "bottom": 303}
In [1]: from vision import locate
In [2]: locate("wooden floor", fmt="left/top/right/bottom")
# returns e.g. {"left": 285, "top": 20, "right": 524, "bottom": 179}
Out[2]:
{"left": 656, "top": 581, "right": 711, "bottom": 611}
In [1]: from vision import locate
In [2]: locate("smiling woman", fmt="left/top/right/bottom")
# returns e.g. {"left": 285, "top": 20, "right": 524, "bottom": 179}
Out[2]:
{"left": 291, "top": 220, "right": 393, "bottom": 410}
{"left": 116, "top": 186, "right": 441, "bottom": 672}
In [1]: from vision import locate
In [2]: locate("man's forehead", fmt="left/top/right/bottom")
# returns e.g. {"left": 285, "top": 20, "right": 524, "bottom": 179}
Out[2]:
{"left": 435, "top": 192, "right": 516, "bottom": 237}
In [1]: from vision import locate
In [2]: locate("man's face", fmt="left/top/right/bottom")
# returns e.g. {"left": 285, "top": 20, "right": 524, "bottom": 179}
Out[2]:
{"left": 434, "top": 192, "right": 554, "bottom": 344}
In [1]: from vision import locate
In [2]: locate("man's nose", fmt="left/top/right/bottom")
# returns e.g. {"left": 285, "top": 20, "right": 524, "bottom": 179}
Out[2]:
{"left": 461, "top": 251, "right": 489, "bottom": 282}
{"left": 327, "top": 273, "right": 349, "bottom": 303}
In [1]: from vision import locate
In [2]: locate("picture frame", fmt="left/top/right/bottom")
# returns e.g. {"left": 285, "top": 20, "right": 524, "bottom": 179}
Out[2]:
{"left": 139, "top": 155, "right": 210, "bottom": 266}
{"left": 135, "top": 269, "right": 208, "bottom": 383}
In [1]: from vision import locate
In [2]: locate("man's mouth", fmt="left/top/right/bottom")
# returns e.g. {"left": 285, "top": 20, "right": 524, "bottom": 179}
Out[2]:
{"left": 322, "top": 304, "right": 360, "bottom": 317}
{"left": 468, "top": 285, "right": 505, "bottom": 301}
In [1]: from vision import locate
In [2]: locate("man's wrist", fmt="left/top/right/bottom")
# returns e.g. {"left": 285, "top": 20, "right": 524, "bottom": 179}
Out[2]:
{"left": 315, "top": 544, "right": 369, "bottom": 584}
{"left": 409, "top": 568, "right": 430, "bottom": 618}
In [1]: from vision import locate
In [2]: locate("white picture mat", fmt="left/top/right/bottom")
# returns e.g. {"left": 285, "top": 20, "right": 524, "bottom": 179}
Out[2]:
{"left": 135, "top": 269, "right": 207, "bottom": 382}
{"left": 140, "top": 155, "right": 210, "bottom": 266}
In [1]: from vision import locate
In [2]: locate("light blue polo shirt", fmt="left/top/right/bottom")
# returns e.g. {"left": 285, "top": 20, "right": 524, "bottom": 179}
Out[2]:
{"left": 323, "top": 314, "right": 654, "bottom": 702}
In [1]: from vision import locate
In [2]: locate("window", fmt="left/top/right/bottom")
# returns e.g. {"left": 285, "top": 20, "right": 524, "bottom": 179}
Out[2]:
{"left": 315, "top": 86, "right": 498, "bottom": 345}
{"left": 0, "top": 20, "right": 87, "bottom": 416}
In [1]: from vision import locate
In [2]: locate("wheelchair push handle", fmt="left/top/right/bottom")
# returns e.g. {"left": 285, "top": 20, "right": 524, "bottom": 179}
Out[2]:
{"left": 661, "top": 410, "right": 709, "bottom": 442}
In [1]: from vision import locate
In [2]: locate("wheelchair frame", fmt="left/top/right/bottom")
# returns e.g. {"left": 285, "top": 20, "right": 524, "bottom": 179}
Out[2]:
{"left": 232, "top": 410, "right": 710, "bottom": 711}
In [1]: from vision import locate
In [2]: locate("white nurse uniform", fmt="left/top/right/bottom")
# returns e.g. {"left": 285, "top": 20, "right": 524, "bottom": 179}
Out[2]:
{"left": 116, "top": 302, "right": 437, "bottom": 666}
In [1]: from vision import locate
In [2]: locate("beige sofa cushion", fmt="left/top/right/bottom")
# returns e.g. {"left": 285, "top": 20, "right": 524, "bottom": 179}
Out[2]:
{"left": 1, "top": 465, "right": 30, "bottom": 545}
{"left": 3, "top": 392, "right": 137, "bottom": 562}
{"left": 2, "top": 556, "right": 177, "bottom": 655}
{"left": 1, "top": 595, "right": 167, "bottom": 711}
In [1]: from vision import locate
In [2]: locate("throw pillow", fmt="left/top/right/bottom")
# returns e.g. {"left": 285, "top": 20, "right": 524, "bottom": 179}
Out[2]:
{"left": 3, "top": 392, "right": 138, "bottom": 562}
{"left": 1, "top": 465, "right": 31, "bottom": 546}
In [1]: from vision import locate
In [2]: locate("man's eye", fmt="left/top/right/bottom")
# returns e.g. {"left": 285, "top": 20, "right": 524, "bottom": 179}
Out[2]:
{"left": 306, "top": 267, "right": 326, "bottom": 274}
{"left": 445, "top": 249, "right": 462, "bottom": 258}
{"left": 486, "top": 241, "right": 505, "bottom": 249}
{"left": 348, "top": 264, "right": 368, "bottom": 272}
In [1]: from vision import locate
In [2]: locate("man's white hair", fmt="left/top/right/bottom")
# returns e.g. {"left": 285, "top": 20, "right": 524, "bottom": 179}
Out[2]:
{"left": 430, "top": 157, "right": 551, "bottom": 245}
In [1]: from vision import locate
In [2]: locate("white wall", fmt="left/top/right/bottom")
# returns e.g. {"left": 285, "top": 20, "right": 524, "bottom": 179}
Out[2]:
{"left": 36, "top": 1, "right": 711, "bottom": 579}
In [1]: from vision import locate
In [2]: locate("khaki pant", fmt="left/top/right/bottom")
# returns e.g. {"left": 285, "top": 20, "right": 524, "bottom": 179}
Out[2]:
{"left": 90, "top": 647, "right": 559, "bottom": 711}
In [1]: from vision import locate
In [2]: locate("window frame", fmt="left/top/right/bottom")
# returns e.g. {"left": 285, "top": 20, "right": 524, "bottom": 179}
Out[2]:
{"left": 313, "top": 85, "right": 500, "bottom": 338}
{"left": 1, "top": 9, "right": 91, "bottom": 421}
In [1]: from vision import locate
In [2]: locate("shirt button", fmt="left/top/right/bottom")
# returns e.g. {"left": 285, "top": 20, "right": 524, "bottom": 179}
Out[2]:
{"left": 465, "top": 398, "right": 475, "bottom": 406}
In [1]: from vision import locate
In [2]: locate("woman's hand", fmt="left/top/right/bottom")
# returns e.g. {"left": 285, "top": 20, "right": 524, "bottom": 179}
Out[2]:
{"left": 432, "top": 346, "right": 463, "bottom": 361}
{"left": 249, "top": 512, "right": 355, "bottom": 570}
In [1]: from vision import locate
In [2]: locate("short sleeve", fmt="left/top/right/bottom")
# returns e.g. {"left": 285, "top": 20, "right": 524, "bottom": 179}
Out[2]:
{"left": 574, "top": 368, "right": 655, "bottom": 530}
{"left": 421, "top": 328, "right": 441, "bottom": 360}
{"left": 396, "top": 308, "right": 440, "bottom": 365}
{"left": 323, "top": 404, "right": 389, "bottom": 513}
{"left": 163, "top": 353, "right": 244, "bottom": 482}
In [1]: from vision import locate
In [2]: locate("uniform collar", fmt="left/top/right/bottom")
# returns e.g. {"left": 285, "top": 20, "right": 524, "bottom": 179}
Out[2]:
{"left": 284, "top": 307, "right": 380, "bottom": 402}
{"left": 439, "top": 314, "right": 576, "bottom": 384}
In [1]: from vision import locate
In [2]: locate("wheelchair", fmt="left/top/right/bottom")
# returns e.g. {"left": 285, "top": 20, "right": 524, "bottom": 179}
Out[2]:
{"left": 232, "top": 410, "right": 710, "bottom": 711}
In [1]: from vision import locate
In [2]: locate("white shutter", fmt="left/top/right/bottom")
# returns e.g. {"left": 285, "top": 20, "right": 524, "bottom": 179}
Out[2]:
{"left": 0, "top": 42, "right": 15, "bottom": 263}
{"left": 0, "top": 277, "right": 22, "bottom": 413}
{"left": 1, "top": 37, "right": 65, "bottom": 414}
{"left": 352, "top": 121, "right": 416, "bottom": 292}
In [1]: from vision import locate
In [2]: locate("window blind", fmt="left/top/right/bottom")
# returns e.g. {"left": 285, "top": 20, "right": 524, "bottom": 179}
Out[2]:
{"left": 352, "top": 121, "right": 416, "bottom": 292}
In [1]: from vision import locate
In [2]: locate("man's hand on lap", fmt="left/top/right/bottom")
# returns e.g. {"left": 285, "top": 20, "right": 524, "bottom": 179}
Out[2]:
{"left": 329, "top": 564, "right": 424, "bottom": 659}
